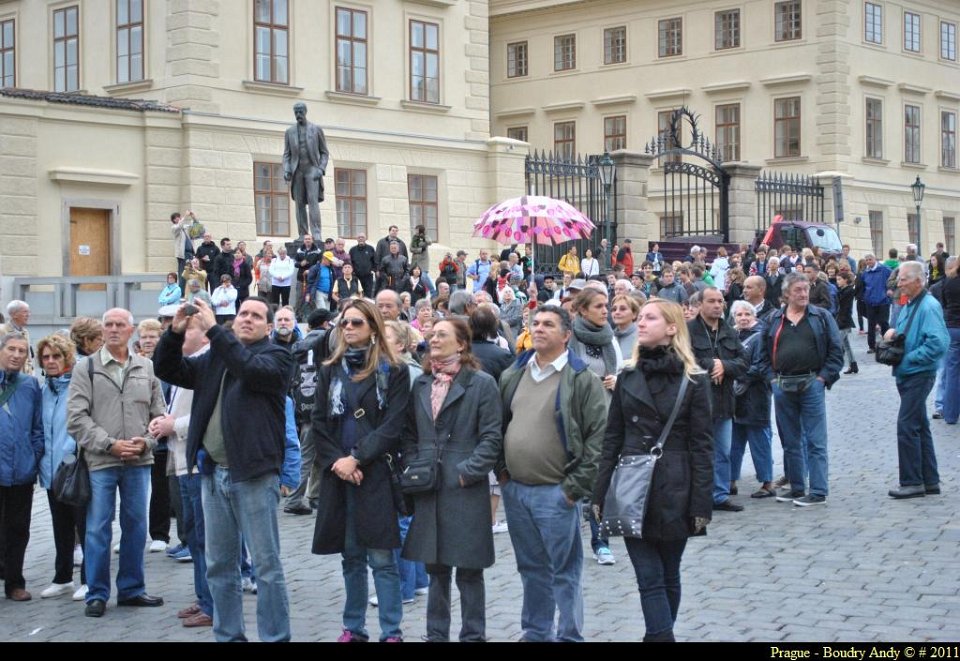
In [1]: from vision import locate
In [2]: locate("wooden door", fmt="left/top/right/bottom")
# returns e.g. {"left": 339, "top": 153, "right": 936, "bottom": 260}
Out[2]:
{"left": 70, "top": 208, "right": 111, "bottom": 290}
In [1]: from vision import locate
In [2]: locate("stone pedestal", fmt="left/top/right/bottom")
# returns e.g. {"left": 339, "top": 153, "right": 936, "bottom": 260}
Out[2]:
{"left": 610, "top": 150, "right": 655, "bottom": 243}
{"left": 725, "top": 163, "right": 763, "bottom": 245}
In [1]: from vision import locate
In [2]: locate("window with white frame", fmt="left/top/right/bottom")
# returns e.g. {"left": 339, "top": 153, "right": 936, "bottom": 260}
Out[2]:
{"left": 715, "top": 9, "right": 740, "bottom": 50}
{"left": 53, "top": 6, "right": 80, "bottom": 92}
{"left": 866, "top": 98, "right": 883, "bottom": 159}
{"left": 658, "top": 17, "right": 682, "bottom": 57}
{"left": 554, "top": 33, "right": 575, "bottom": 71}
{"left": 335, "top": 7, "right": 368, "bottom": 95}
{"left": 775, "top": 1, "right": 802, "bottom": 42}
{"left": 774, "top": 97, "right": 801, "bottom": 158}
{"left": 904, "top": 11, "right": 921, "bottom": 52}
{"left": 410, "top": 20, "right": 440, "bottom": 103}
{"left": 864, "top": 3, "right": 883, "bottom": 44}
{"left": 943, "top": 110, "right": 957, "bottom": 168}
{"left": 942, "top": 21, "right": 957, "bottom": 61}
{"left": 904, "top": 104, "right": 921, "bottom": 163}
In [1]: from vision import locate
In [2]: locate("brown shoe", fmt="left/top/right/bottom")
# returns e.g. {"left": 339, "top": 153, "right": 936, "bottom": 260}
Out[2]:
{"left": 183, "top": 612, "right": 213, "bottom": 628}
{"left": 7, "top": 588, "right": 32, "bottom": 602}
{"left": 178, "top": 603, "right": 202, "bottom": 618}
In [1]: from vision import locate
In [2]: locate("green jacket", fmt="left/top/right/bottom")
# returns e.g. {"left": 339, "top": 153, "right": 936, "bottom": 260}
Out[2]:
{"left": 498, "top": 349, "right": 607, "bottom": 501}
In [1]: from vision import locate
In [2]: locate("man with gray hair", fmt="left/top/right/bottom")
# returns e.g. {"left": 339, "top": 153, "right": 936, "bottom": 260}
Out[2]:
{"left": 885, "top": 261, "right": 949, "bottom": 499}
{"left": 67, "top": 308, "right": 167, "bottom": 617}
{"left": 0, "top": 301, "right": 34, "bottom": 375}
{"left": 448, "top": 290, "right": 476, "bottom": 317}
{"left": 375, "top": 289, "right": 403, "bottom": 322}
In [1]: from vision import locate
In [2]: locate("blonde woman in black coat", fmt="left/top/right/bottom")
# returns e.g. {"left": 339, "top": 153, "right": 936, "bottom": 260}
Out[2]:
{"left": 593, "top": 298, "right": 713, "bottom": 642}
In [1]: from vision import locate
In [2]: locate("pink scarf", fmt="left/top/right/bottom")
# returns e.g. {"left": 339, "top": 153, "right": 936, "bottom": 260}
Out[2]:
{"left": 429, "top": 354, "right": 462, "bottom": 421}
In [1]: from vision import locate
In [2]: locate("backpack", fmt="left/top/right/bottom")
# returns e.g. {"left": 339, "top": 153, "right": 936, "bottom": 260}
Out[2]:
{"left": 291, "top": 331, "right": 329, "bottom": 425}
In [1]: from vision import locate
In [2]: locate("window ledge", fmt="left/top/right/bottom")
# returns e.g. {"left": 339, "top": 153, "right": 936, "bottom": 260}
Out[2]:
{"left": 935, "top": 90, "right": 960, "bottom": 102}
{"left": 861, "top": 157, "right": 890, "bottom": 166}
{"left": 858, "top": 75, "right": 894, "bottom": 88}
{"left": 591, "top": 94, "right": 638, "bottom": 108}
{"left": 764, "top": 156, "right": 809, "bottom": 165}
{"left": 103, "top": 79, "right": 154, "bottom": 95}
{"left": 938, "top": 165, "right": 959, "bottom": 174}
{"left": 406, "top": 0, "right": 456, "bottom": 7}
{"left": 543, "top": 100, "right": 585, "bottom": 114}
{"left": 898, "top": 83, "right": 932, "bottom": 95}
{"left": 400, "top": 100, "right": 451, "bottom": 113}
{"left": 242, "top": 80, "right": 304, "bottom": 97}
{"left": 325, "top": 90, "right": 382, "bottom": 106}
{"left": 702, "top": 80, "right": 751, "bottom": 94}
{"left": 900, "top": 161, "right": 927, "bottom": 169}
{"left": 496, "top": 106, "right": 536, "bottom": 119}
{"left": 760, "top": 73, "right": 813, "bottom": 87}
{"left": 645, "top": 87, "right": 693, "bottom": 102}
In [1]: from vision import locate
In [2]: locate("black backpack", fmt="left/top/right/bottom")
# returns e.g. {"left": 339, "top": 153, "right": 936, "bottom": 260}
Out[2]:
{"left": 291, "top": 330, "right": 331, "bottom": 425}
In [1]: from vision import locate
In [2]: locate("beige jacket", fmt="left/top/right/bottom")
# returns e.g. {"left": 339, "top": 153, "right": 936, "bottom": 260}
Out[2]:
{"left": 67, "top": 352, "right": 166, "bottom": 472}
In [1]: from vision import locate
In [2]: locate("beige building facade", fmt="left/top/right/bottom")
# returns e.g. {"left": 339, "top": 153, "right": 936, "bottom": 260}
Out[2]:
{"left": 490, "top": 0, "right": 960, "bottom": 256}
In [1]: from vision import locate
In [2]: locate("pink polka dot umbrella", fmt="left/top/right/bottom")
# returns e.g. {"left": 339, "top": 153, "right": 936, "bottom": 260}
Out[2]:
{"left": 472, "top": 195, "right": 597, "bottom": 247}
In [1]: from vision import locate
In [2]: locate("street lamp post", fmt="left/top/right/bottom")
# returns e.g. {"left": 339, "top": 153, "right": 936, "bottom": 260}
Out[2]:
{"left": 598, "top": 151, "right": 616, "bottom": 250}
{"left": 911, "top": 175, "right": 925, "bottom": 256}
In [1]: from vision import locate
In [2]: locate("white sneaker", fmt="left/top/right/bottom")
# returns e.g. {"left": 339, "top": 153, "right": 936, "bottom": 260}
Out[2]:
{"left": 241, "top": 577, "right": 257, "bottom": 594}
{"left": 73, "top": 544, "right": 83, "bottom": 567}
{"left": 492, "top": 521, "right": 509, "bottom": 534}
{"left": 40, "top": 582, "right": 74, "bottom": 599}
{"left": 72, "top": 584, "right": 89, "bottom": 601}
{"left": 369, "top": 595, "right": 378, "bottom": 607}
{"left": 595, "top": 546, "right": 616, "bottom": 565}
{"left": 414, "top": 587, "right": 429, "bottom": 596}
{"left": 149, "top": 540, "right": 168, "bottom": 553}
{"left": 113, "top": 542, "right": 120, "bottom": 554}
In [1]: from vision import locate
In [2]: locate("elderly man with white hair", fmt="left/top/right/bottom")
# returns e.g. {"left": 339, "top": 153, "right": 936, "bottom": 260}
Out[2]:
{"left": 0, "top": 301, "right": 34, "bottom": 375}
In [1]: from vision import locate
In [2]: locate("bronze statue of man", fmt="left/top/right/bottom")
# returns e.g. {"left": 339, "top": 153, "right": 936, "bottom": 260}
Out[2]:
{"left": 283, "top": 102, "right": 329, "bottom": 239}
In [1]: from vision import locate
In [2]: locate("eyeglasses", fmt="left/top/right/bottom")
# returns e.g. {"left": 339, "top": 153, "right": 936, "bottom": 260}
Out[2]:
{"left": 340, "top": 318, "right": 366, "bottom": 328}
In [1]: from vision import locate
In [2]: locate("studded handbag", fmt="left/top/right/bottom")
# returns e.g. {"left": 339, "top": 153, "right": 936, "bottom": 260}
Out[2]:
{"left": 600, "top": 376, "right": 688, "bottom": 539}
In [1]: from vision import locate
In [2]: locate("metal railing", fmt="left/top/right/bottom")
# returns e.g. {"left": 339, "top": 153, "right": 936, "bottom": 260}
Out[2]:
{"left": 756, "top": 172, "right": 825, "bottom": 232}
{"left": 11, "top": 274, "right": 168, "bottom": 326}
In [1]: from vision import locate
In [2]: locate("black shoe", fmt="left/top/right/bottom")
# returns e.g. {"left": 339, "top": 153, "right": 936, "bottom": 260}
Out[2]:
{"left": 713, "top": 499, "right": 744, "bottom": 512}
{"left": 843, "top": 362, "right": 859, "bottom": 374}
{"left": 284, "top": 505, "right": 313, "bottom": 515}
{"left": 85, "top": 599, "right": 106, "bottom": 617}
{"left": 932, "top": 411, "right": 943, "bottom": 419}
{"left": 117, "top": 593, "right": 164, "bottom": 607}
{"left": 866, "top": 349, "right": 875, "bottom": 354}
{"left": 925, "top": 484, "right": 941, "bottom": 495}
{"left": 888, "top": 485, "right": 925, "bottom": 499}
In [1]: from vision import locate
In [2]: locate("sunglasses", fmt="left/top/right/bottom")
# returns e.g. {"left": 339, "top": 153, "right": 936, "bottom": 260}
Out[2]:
{"left": 340, "top": 318, "right": 366, "bottom": 328}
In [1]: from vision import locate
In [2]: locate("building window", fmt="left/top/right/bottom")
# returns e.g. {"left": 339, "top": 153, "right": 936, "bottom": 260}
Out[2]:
{"left": 661, "top": 214, "right": 684, "bottom": 238}
{"left": 408, "top": 174, "right": 439, "bottom": 239}
{"left": 865, "top": 98, "right": 883, "bottom": 159}
{"left": 335, "top": 169, "right": 367, "bottom": 239}
{"left": 907, "top": 213, "right": 919, "bottom": 247}
{"left": 715, "top": 9, "right": 740, "bottom": 50}
{"left": 658, "top": 18, "right": 682, "bottom": 58}
{"left": 335, "top": 7, "right": 367, "bottom": 95}
{"left": 0, "top": 19, "right": 14, "bottom": 88}
{"left": 554, "top": 33, "right": 575, "bottom": 71}
{"left": 716, "top": 103, "right": 740, "bottom": 162}
{"left": 943, "top": 110, "right": 957, "bottom": 168}
{"left": 904, "top": 104, "right": 921, "bottom": 163}
{"left": 254, "top": 0, "right": 288, "bottom": 84}
{"left": 604, "top": 26, "right": 626, "bottom": 64}
{"left": 410, "top": 20, "right": 440, "bottom": 103}
{"left": 254, "top": 162, "right": 290, "bottom": 236}
{"left": 942, "top": 21, "right": 957, "bottom": 61}
{"left": 944, "top": 217, "right": 956, "bottom": 255}
{"left": 506, "top": 126, "right": 528, "bottom": 142}
{"left": 864, "top": 3, "right": 883, "bottom": 44}
{"left": 774, "top": 97, "right": 801, "bottom": 158}
{"left": 775, "top": 1, "right": 802, "bottom": 42}
{"left": 116, "top": 0, "right": 144, "bottom": 84}
{"left": 658, "top": 110, "right": 682, "bottom": 164}
{"left": 554, "top": 121, "right": 575, "bottom": 160}
{"left": 507, "top": 41, "right": 527, "bottom": 78}
{"left": 53, "top": 6, "right": 79, "bottom": 92}
{"left": 904, "top": 12, "right": 921, "bottom": 53}
{"left": 604, "top": 116, "right": 626, "bottom": 152}
{"left": 869, "top": 210, "right": 884, "bottom": 256}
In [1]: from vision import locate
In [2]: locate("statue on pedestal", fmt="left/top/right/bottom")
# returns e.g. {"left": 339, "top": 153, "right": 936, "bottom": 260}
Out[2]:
{"left": 282, "top": 102, "right": 329, "bottom": 240}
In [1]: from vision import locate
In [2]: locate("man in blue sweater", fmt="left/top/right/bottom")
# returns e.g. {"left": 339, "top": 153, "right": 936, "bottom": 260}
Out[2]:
{"left": 859, "top": 253, "right": 892, "bottom": 354}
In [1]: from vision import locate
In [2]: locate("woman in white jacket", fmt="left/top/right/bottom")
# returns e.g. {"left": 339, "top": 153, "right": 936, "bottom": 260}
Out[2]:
{"left": 709, "top": 246, "right": 730, "bottom": 292}
{"left": 580, "top": 248, "right": 601, "bottom": 278}
{"left": 210, "top": 274, "right": 238, "bottom": 324}
{"left": 269, "top": 246, "right": 296, "bottom": 307}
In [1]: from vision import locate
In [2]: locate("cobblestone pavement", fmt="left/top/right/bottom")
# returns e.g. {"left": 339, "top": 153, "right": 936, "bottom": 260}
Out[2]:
{"left": 2, "top": 332, "right": 959, "bottom": 642}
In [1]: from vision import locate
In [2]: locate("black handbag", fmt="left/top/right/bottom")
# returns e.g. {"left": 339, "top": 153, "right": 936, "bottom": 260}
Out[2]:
{"left": 876, "top": 292, "right": 924, "bottom": 367}
{"left": 52, "top": 449, "right": 90, "bottom": 508}
{"left": 399, "top": 445, "right": 443, "bottom": 495}
{"left": 600, "top": 376, "right": 688, "bottom": 539}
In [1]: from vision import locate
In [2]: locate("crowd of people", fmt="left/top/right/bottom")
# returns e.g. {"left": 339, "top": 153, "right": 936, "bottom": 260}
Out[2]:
{"left": 0, "top": 220, "right": 955, "bottom": 642}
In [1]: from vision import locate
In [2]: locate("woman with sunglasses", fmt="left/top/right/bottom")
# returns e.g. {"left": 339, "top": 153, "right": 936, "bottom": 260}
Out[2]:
{"left": 401, "top": 318, "right": 502, "bottom": 642}
{"left": 311, "top": 299, "right": 411, "bottom": 642}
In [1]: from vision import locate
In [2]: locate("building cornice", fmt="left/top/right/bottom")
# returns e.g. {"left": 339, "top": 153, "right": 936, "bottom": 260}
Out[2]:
{"left": 591, "top": 94, "right": 638, "bottom": 108}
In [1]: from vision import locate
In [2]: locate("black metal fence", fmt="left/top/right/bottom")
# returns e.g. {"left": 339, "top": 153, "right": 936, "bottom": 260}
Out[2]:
{"left": 524, "top": 151, "right": 615, "bottom": 275}
{"left": 755, "top": 171, "right": 825, "bottom": 232}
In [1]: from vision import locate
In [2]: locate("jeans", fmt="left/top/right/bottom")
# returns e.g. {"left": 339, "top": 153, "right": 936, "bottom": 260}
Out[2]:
{"left": 889, "top": 302, "right": 902, "bottom": 328}
{"left": 773, "top": 380, "right": 829, "bottom": 497}
{"left": 179, "top": 473, "right": 213, "bottom": 617}
{"left": 501, "top": 480, "right": 584, "bottom": 642}
{"left": 0, "top": 484, "right": 33, "bottom": 596}
{"left": 624, "top": 537, "right": 687, "bottom": 642}
{"left": 341, "top": 486, "right": 403, "bottom": 641}
{"left": 588, "top": 516, "right": 609, "bottom": 554}
{"left": 149, "top": 451, "right": 171, "bottom": 544}
{"left": 47, "top": 490, "right": 86, "bottom": 586}
{"left": 425, "top": 565, "right": 485, "bottom": 642}
{"left": 866, "top": 303, "right": 890, "bottom": 350}
{"left": 896, "top": 373, "right": 940, "bottom": 487}
{"left": 396, "top": 515, "right": 427, "bottom": 601}
{"left": 942, "top": 328, "right": 960, "bottom": 424}
{"left": 202, "top": 467, "right": 290, "bottom": 642}
{"left": 712, "top": 418, "right": 734, "bottom": 504}
{"left": 730, "top": 422, "right": 774, "bottom": 483}
{"left": 85, "top": 465, "right": 150, "bottom": 603}
{"left": 935, "top": 359, "right": 946, "bottom": 413}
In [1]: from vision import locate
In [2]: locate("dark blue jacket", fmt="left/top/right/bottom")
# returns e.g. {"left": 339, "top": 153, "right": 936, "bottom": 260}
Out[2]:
{"left": 0, "top": 371, "right": 44, "bottom": 487}
{"left": 734, "top": 325, "right": 771, "bottom": 427}
{"left": 153, "top": 325, "right": 295, "bottom": 483}
{"left": 861, "top": 264, "right": 892, "bottom": 306}
{"left": 760, "top": 305, "right": 844, "bottom": 387}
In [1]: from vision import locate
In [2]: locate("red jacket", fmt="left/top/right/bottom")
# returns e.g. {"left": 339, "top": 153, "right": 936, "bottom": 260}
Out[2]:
{"left": 617, "top": 247, "right": 634, "bottom": 275}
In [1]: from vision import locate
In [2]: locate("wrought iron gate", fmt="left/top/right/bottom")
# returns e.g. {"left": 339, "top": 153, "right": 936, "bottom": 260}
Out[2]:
{"left": 644, "top": 107, "right": 730, "bottom": 241}
{"left": 755, "top": 171, "right": 825, "bottom": 233}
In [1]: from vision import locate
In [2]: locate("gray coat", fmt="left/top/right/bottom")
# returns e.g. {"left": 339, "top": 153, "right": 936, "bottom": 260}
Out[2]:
{"left": 401, "top": 368, "right": 503, "bottom": 569}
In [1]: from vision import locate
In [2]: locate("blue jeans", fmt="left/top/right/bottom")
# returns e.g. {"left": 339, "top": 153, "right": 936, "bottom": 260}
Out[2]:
{"left": 624, "top": 537, "right": 687, "bottom": 641}
{"left": 179, "top": 473, "right": 213, "bottom": 617}
{"left": 85, "top": 465, "right": 150, "bottom": 603}
{"left": 773, "top": 380, "right": 829, "bottom": 497}
{"left": 202, "top": 467, "right": 290, "bottom": 642}
{"left": 935, "top": 359, "right": 946, "bottom": 412}
{"left": 942, "top": 328, "right": 960, "bottom": 423}
{"left": 501, "top": 480, "right": 584, "bottom": 642}
{"left": 896, "top": 373, "right": 940, "bottom": 487}
{"left": 396, "top": 515, "right": 428, "bottom": 601}
{"left": 731, "top": 422, "right": 774, "bottom": 483}
{"left": 712, "top": 418, "right": 734, "bottom": 503}
{"left": 341, "top": 487, "right": 402, "bottom": 641}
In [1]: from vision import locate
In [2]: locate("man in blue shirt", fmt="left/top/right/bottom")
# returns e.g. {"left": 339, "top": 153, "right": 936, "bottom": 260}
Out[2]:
{"left": 859, "top": 253, "right": 892, "bottom": 354}
{"left": 466, "top": 249, "right": 493, "bottom": 294}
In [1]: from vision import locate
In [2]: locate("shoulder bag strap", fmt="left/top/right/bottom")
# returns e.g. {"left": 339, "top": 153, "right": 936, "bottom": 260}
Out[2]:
{"left": 0, "top": 372, "right": 21, "bottom": 409}
{"left": 652, "top": 375, "right": 689, "bottom": 453}
{"left": 900, "top": 291, "right": 926, "bottom": 338}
